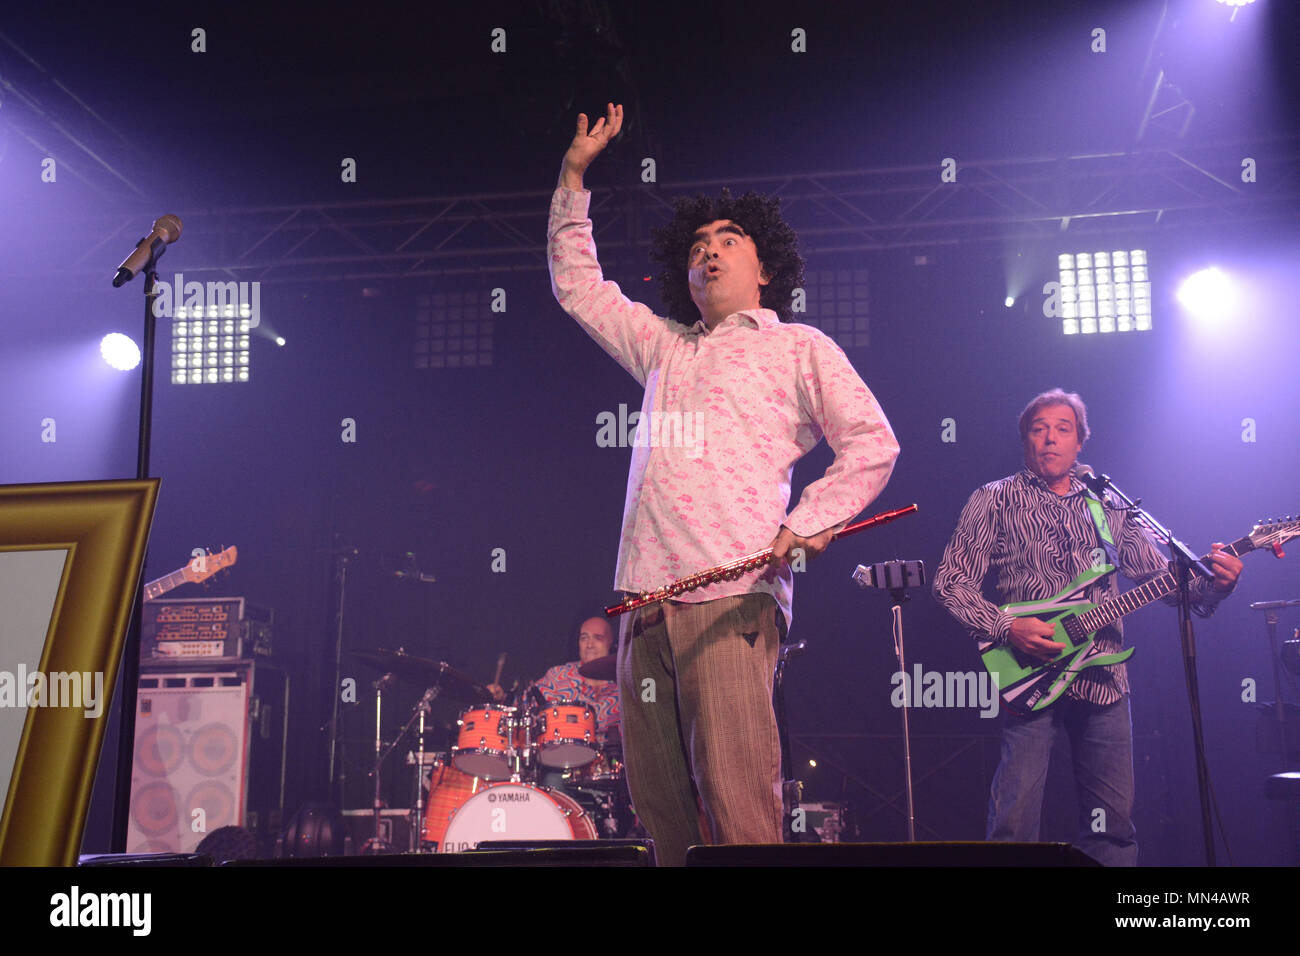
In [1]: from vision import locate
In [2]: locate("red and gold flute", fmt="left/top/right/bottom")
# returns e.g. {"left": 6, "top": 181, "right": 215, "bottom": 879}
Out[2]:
{"left": 604, "top": 503, "right": 918, "bottom": 617}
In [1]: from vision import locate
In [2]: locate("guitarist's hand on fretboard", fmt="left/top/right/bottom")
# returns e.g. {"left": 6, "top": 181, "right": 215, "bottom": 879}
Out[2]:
{"left": 1008, "top": 617, "right": 1066, "bottom": 662}
{"left": 1207, "top": 542, "right": 1244, "bottom": 592}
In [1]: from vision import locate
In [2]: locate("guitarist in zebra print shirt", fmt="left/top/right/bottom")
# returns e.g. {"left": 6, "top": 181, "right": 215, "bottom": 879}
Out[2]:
{"left": 932, "top": 389, "right": 1242, "bottom": 865}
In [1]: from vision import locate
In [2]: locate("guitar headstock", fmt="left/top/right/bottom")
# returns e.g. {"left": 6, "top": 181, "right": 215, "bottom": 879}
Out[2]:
{"left": 183, "top": 545, "right": 239, "bottom": 584}
{"left": 1247, "top": 517, "right": 1299, "bottom": 558}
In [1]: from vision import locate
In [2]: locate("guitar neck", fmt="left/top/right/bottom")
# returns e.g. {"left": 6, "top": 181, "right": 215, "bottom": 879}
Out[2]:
{"left": 144, "top": 568, "right": 190, "bottom": 601}
{"left": 1074, "top": 534, "right": 1252, "bottom": 634}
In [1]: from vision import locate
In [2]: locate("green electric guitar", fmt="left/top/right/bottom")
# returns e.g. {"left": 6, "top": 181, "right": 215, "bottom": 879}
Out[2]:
{"left": 981, "top": 516, "right": 1298, "bottom": 714}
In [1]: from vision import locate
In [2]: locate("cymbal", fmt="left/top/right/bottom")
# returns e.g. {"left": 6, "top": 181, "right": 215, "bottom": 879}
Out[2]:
{"left": 351, "top": 649, "right": 486, "bottom": 701}
{"left": 578, "top": 654, "right": 617, "bottom": 681}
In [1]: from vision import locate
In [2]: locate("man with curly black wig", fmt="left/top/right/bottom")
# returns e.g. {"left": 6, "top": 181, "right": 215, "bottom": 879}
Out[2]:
{"left": 648, "top": 189, "right": 806, "bottom": 328}
{"left": 547, "top": 103, "right": 899, "bottom": 866}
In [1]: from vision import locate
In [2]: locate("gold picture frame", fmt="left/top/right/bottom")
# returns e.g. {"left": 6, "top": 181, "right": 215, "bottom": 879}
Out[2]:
{"left": 0, "top": 479, "right": 159, "bottom": 866}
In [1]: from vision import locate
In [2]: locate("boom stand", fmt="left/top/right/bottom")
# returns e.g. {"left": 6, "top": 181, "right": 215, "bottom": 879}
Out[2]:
{"left": 112, "top": 260, "right": 164, "bottom": 851}
{"left": 1086, "top": 472, "right": 1217, "bottom": 865}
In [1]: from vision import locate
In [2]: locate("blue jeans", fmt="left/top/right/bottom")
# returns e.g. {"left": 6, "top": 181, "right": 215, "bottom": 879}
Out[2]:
{"left": 987, "top": 695, "right": 1137, "bottom": 866}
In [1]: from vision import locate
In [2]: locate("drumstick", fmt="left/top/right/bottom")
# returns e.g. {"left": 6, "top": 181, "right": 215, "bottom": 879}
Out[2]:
{"left": 604, "top": 503, "right": 918, "bottom": 617}
{"left": 492, "top": 652, "right": 506, "bottom": 687}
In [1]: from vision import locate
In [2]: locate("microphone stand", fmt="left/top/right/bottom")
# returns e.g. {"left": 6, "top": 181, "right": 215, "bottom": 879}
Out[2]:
{"left": 1085, "top": 471, "right": 1217, "bottom": 865}
{"left": 327, "top": 541, "right": 356, "bottom": 807}
{"left": 110, "top": 257, "right": 165, "bottom": 852}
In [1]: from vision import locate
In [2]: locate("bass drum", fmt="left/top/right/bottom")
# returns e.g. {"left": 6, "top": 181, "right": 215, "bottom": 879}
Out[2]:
{"left": 440, "top": 783, "right": 596, "bottom": 853}
{"left": 422, "top": 758, "right": 482, "bottom": 851}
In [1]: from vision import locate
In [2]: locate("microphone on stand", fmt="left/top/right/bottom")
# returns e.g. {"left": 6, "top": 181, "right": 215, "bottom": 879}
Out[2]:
{"left": 112, "top": 215, "right": 183, "bottom": 287}
{"left": 393, "top": 551, "right": 437, "bottom": 583}
{"left": 1075, "top": 462, "right": 1109, "bottom": 496}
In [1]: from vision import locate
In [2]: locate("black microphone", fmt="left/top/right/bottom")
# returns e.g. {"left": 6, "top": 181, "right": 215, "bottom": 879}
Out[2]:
{"left": 393, "top": 570, "right": 437, "bottom": 583}
{"left": 1075, "top": 462, "right": 1109, "bottom": 495}
{"left": 111, "top": 215, "right": 182, "bottom": 287}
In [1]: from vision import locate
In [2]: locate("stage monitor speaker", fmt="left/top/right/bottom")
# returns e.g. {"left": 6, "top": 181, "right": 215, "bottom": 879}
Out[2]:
{"left": 227, "top": 844, "right": 652, "bottom": 867}
{"left": 685, "top": 841, "right": 1099, "bottom": 867}
{"left": 127, "top": 663, "right": 287, "bottom": 854}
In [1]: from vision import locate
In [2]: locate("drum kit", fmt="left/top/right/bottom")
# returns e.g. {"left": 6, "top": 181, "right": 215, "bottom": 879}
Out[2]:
{"left": 352, "top": 648, "right": 630, "bottom": 853}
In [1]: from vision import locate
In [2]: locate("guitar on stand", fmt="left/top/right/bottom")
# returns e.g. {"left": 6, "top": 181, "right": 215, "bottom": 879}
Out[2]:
{"left": 143, "top": 546, "right": 238, "bottom": 601}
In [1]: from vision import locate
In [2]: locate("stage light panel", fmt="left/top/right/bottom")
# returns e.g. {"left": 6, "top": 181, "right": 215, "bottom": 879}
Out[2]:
{"left": 1059, "top": 249, "right": 1150, "bottom": 335}
{"left": 171, "top": 312, "right": 251, "bottom": 384}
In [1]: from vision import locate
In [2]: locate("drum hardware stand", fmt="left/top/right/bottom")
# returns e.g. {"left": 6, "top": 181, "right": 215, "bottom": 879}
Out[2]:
{"left": 507, "top": 704, "right": 528, "bottom": 783}
{"left": 325, "top": 540, "right": 358, "bottom": 808}
{"left": 362, "top": 680, "right": 444, "bottom": 854}
{"left": 853, "top": 559, "right": 927, "bottom": 842}
{"left": 406, "top": 685, "right": 441, "bottom": 852}
{"left": 361, "top": 672, "right": 398, "bottom": 854}
{"left": 598, "top": 794, "right": 620, "bottom": 837}
{"left": 514, "top": 684, "right": 555, "bottom": 783}
{"left": 775, "top": 640, "right": 805, "bottom": 841}
{"left": 582, "top": 783, "right": 622, "bottom": 838}
{"left": 1252, "top": 599, "right": 1300, "bottom": 774}
{"left": 1252, "top": 598, "right": 1300, "bottom": 865}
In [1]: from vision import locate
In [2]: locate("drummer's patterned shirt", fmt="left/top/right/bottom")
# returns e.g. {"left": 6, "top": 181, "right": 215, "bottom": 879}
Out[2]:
{"left": 548, "top": 187, "right": 899, "bottom": 629}
{"left": 536, "top": 661, "right": 620, "bottom": 742}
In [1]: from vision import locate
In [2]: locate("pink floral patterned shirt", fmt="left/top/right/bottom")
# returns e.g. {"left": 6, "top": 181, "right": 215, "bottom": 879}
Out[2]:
{"left": 548, "top": 187, "right": 899, "bottom": 627}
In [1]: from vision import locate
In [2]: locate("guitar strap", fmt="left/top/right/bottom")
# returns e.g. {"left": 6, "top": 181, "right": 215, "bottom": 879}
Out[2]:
{"left": 1078, "top": 488, "right": 1129, "bottom": 688}
{"left": 1082, "top": 488, "right": 1120, "bottom": 578}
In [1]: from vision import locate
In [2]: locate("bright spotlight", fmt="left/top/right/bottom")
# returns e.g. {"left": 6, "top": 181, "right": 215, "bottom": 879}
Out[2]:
{"left": 100, "top": 333, "right": 141, "bottom": 371}
{"left": 275, "top": 336, "right": 286, "bottom": 347}
{"left": 1177, "top": 267, "right": 1234, "bottom": 323}
{"left": 1004, "top": 296, "right": 1015, "bottom": 308}
{"left": 1215, "top": 0, "right": 1256, "bottom": 22}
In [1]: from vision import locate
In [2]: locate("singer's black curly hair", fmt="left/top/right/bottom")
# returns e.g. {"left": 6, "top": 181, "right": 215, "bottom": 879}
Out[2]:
{"left": 649, "top": 189, "right": 805, "bottom": 327}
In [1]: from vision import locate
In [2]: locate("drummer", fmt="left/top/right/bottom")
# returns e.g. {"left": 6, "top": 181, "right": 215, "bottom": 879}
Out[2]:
{"left": 488, "top": 616, "right": 621, "bottom": 745}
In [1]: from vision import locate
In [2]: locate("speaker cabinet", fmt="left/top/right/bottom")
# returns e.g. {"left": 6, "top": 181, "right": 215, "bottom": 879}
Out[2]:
{"left": 685, "top": 841, "right": 1099, "bottom": 867}
{"left": 127, "top": 663, "right": 287, "bottom": 854}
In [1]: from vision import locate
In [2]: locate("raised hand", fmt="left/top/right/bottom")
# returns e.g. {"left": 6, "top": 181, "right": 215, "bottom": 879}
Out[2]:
{"left": 559, "top": 102, "right": 623, "bottom": 190}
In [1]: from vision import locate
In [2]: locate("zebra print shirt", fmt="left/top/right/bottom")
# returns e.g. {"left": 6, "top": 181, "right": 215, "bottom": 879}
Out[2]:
{"left": 933, "top": 469, "right": 1226, "bottom": 705}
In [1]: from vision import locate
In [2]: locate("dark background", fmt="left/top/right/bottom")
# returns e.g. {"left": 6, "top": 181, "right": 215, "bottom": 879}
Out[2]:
{"left": 1, "top": 0, "right": 1297, "bottom": 864}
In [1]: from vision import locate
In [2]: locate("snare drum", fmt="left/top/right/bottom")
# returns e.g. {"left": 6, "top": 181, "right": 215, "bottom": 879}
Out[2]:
{"left": 536, "top": 701, "right": 598, "bottom": 769}
{"left": 566, "top": 749, "right": 624, "bottom": 789}
{"left": 451, "top": 705, "right": 514, "bottom": 779}
{"left": 440, "top": 783, "right": 596, "bottom": 852}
